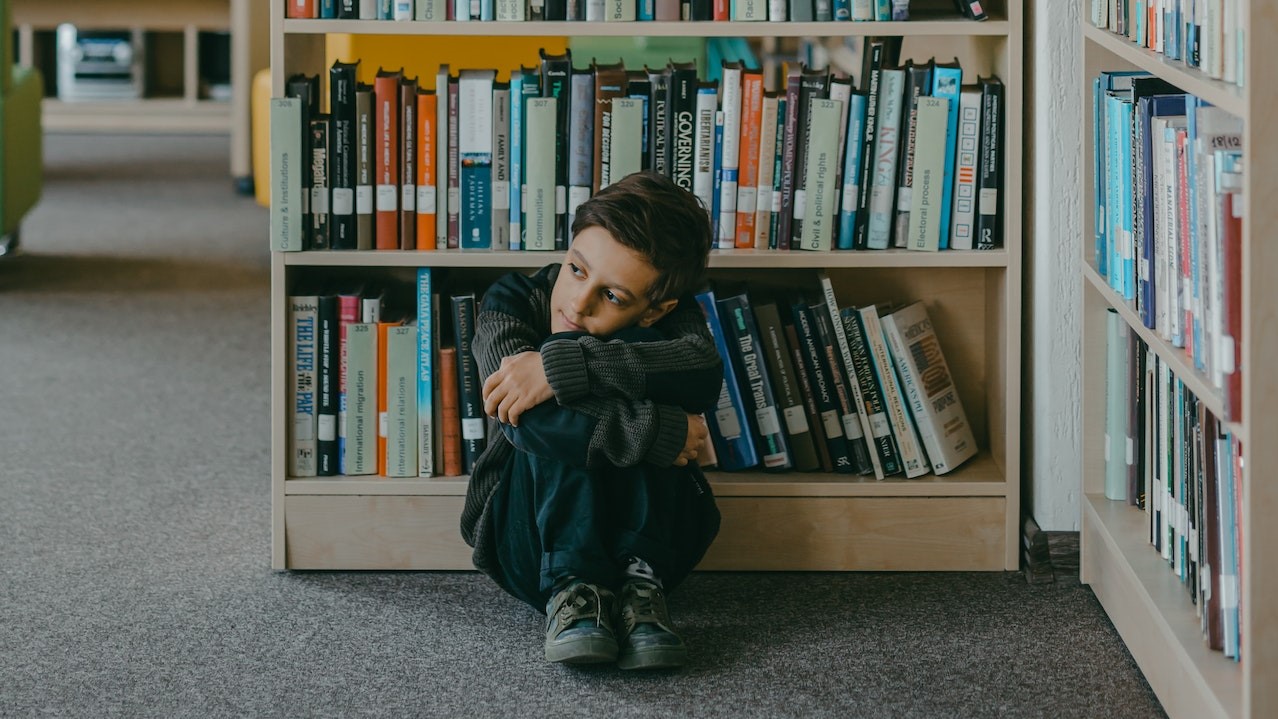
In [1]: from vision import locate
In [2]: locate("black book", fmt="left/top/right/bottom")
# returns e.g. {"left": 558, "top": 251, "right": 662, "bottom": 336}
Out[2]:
{"left": 690, "top": 0, "right": 712, "bottom": 20}
{"left": 810, "top": 303, "right": 874, "bottom": 474}
{"left": 787, "top": 65, "right": 831, "bottom": 251}
{"left": 538, "top": 49, "right": 572, "bottom": 249}
{"left": 646, "top": 65, "right": 671, "bottom": 177}
{"left": 840, "top": 307, "right": 903, "bottom": 475}
{"left": 755, "top": 300, "right": 821, "bottom": 471}
{"left": 775, "top": 71, "right": 801, "bottom": 251}
{"left": 790, "top": 302, "right": 857, "bottom": 474}
{"left": 329, "top": 61, "right": 359, "bottom": 250}
{"left": 975, "top": 75, "right": 1004, "bottom": 250}
{"left": 893, "top": 60, "right": 933, "bottom": 247}
{"left": 951, "top": 0, "right": 987, "bottom": 21}
{"left": 718, "top": 293, "right": 793, "bottom": 471}
{"left": 338, "top": 0, "right": 359, "bottom": 19}
{"left": 626, "top": 71, "right": 653, "bottom": 171}
{"left": 355, "top": 82, "right": 374, "bottom": 250}
{"left": 544, "top": 0, "right": 567, "bottom": 20}
{"left": 400, "top": 75, "right": 419, "bottom": 251}
{"left": 316, "top": 293, "right": 339, "bottom": 476}
{"left": 852, "top": 36, "right": 901, "bottom": 250}
{"left": 666, "top": 60, "right": 699, "bottom": 194}
{"left": 451, "top": 293, "right": 486, "bottom": 474}
{"left": 308, "top": 115, "right": 332, "bottom": 251}
{"left": 286, "top": 73, "right": 320, "bottom": 249}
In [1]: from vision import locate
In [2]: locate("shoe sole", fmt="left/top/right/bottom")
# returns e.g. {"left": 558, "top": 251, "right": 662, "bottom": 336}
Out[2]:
{"left": 618, "top": 645, "right": 687, "bottom": 670}
{"left": 545, "top": 636, "right": 619, "bottom": 664}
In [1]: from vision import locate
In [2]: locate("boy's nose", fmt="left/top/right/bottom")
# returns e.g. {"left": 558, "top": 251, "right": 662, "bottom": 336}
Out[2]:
{"left": 570, "top": 291, "right": 593, "bottom": 316}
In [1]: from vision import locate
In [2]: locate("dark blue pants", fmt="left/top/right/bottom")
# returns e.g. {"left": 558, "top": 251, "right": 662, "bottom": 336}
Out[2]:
{"left": 489, "top": 449, "right": 721, "bottom": 612}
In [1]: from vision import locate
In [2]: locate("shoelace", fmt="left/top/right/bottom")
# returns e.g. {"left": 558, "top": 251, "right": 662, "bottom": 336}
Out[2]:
{"left": 552, "top": 584, "right": 604, "bottom": 629}
{"left": 621, "top": 582, "right": 672, "bottom": 634}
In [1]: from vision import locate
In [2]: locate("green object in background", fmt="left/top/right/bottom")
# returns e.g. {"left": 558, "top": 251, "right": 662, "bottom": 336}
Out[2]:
{"left": 568, "top": 36, "right": 708, "bottom": 75}
{"left": 0, "top": 0, "right": 45, "bottom": 253}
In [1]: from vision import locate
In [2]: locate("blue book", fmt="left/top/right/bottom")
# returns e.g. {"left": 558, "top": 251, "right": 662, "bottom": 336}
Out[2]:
{"left": 639, "top": 0, "right": 654, "bottom": 20}
{"left": 1138, "top": 92, "right": 1187, "bottom": 329}
{"left": 509, "top": 71, "right": 523, "bottom": 251}
{"left": 837, "top": 92, "right": 867, "bottom": 250}
{"left": 717, "top": 293, "right": 792, "bottom": 470}
{"left": 1186, "top": 96, "right": 1204, "bottom": 360}
{"left": 459, "top": 70, "right": 495, "bottom": 250}
{"left": 695, "top": 289, "right": 759, "bottom": 471}
{"left": 930, "top": 61, "right": 963, "bottom": 250}
{"left": 321, "top": 0, "right": 337, "bottom": 17}
{"left": 710, "top": 110, "right": 725, "bottom": 245}
{"left": 416, "top": 268, "right": 434, "bottom": 477}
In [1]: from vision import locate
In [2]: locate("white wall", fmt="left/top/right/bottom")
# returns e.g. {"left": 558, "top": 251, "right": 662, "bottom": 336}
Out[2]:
{"left": 1025, "top": 0, "right": 1083, "bottom": 530}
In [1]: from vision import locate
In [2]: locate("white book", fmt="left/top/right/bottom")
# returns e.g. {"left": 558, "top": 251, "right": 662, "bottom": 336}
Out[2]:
{"left": 454, "top": 0, "right": 470, "bottom": 19}
{"left": 361, "top": 0, "right": 378, "bottom": 18}
{"left": 343, "top": 323, "right": 377, "bottom": 476}
{"left": 1151, "top": 116, "right": 1171, "bottom": 341}
{"left": 867, "top": 68, "right": 904, "bottom": 249}
{"left": 797, "top": 98, "right": 842, "bottom": 252}
{"left": 289, "top": 294, "right": 319, "bottom": 477}
{"left": 948, "top": 86, "right": 982, "bottom": 250}
{"left": 906, "top": 97, "right": 949, "bottom": 252}
{"left": 610, "top": 98, "right": 644, "bottom": 182}
{"left": 717, "top": 63, "right": 743, "bottom": 249}
{"left": 734, "top": 0, "right": 766, "bottom": 20}
{"left": 818, "top": 274, "right": 882, "bottom": 479}
{"left": 393, "top": 0, "right": 413, "bottom": 18}
{"left": 768, "top": 0, "right": 786, "bottom": 21}
{"left": 754, "top": 93, "right": 779, "bottom": 250}
{"left": 495, "top": 0, "right": 524, "bottom": 19}
{"left": 860, "top": 305, "right": 929, "bottom": 477}
{"left": 459, "top": 69, "right": 495, "bottom": 250}
{"left": 692, "top": 86, "right": 718, "bottom": 222}
{"left": 606, "top": 0, "right": 635, "bottom": 20}
{"left": 386, "top": 324, "right": 418, "bottom": 478}
{"left": 881, "top": 301, "right": 977, "bottom": 475}
{"left": 270, "top": 98, "right": 302, "bottom": 252}
{"left": 524, "top": 98, "right": 557, "bottom": 251}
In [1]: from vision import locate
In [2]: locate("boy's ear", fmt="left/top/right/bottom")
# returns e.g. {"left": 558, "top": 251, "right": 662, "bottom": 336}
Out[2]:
{"left": 637, "top": 298, "right": 679, "bottom": 327}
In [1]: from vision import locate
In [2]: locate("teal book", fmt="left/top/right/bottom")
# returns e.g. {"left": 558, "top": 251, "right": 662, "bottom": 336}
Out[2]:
{"left": 416, "top": 268, "right": 434, "bottom": 477}
{"left": 930, "top": 61, "right": 963, "bottom": 250}
{"left": 695, "top": 289, "right": 760, "bottom": 472}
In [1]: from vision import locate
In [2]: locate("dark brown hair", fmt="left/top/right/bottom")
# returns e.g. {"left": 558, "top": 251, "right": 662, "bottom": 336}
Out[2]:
{"left": 570, "top": 171, "right": 713, "bottom": 304}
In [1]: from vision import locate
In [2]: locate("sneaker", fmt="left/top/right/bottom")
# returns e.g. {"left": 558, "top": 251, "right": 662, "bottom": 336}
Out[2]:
{"left": 617, "top": 579, "right": 687, "bottom": 670}
{"left": 544, "top": 581, "right": 619, "bottom": 664}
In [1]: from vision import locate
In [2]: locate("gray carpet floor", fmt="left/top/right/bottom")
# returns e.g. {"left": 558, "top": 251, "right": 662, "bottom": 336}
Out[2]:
{"left": 0, "top": 134, "right": 1166, "bottom": 718}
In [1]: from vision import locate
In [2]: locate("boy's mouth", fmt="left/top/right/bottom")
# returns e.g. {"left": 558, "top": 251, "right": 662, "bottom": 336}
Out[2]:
{"left": 559, "top": 311, "right": 583, "bottom": 332}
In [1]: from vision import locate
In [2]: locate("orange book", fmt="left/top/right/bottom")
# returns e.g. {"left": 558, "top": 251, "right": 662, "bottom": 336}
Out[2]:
{"left": 373, "top": 68, "right": 403, "bottom": 250}
{"left": 416, "top": 89, "right": 437, "bottom": 249}
{"left": 285, "top": 0, "right": 315, "bottom": 18}
{"left": 438, "top": 346, "right": 463, "bottom": 477}
{"left": 734, "top": 70, "right": 764, "bottom": 249}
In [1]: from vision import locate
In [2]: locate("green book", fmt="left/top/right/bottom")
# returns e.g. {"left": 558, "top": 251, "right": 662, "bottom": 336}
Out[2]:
{"left": 343, "top": 322, "right": 377, "bottom": 476}
{"left": 524, "top": 98, "right": 557, "bottom": 251}
{"left": 609, "top": 98, "right": 643, "bottom": 185}
{"left": 270, "top": 97, "right": 302, "bottom": 252}
{"left": 906, "top": 97, "right": 950, "bottom": 252}
{"left": 386, "top": 324, "right": 418, "bottom": 478}
{"left": 798, "top": 98, "right": 842, "bottom": 252}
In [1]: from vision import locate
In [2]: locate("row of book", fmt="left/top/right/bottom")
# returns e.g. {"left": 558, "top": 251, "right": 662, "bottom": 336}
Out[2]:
{"left": 1093, "top": 71, "right": 1242, "bottom": 420}
{"left": 1103, "top": 309, "right": 1243, "bottom": 660}
{"left": 1089, "top": 0, "right": 1245, "bottom": 87}
{"left": 269, "top": 44, "right": 1005, "bottom": 254}
{"left": 285, "top": 0, "right": 987, "bottom": 22}
{"left": 286, "top": 266, "right": 977, "bottom": 480}
{"left": 697, "top": 274, "right": 977, "bottom": 476}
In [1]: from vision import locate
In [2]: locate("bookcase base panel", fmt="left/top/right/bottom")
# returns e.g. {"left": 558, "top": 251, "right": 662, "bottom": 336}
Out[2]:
{"left": 1081, "top": 495, "right": 1238, "bottom": 719}
{"left": 283, "top": 495, "right": 1007, "bottom": 572}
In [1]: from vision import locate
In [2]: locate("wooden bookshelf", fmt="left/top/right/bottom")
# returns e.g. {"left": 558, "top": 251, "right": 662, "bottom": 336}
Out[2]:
{"left": 269, "top": 0, "right": 1025, "bottom": 575}
{"left": 1079, "top": 5, "right": 1278, "bottom": 717}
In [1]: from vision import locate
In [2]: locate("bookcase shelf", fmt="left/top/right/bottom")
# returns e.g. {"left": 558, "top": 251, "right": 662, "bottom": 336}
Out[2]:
{"left": 1079, "top": 5, "right": 1278, "bottom": 716}
{"left": 269, "top": 0, "right": 1024, "bottom": 576}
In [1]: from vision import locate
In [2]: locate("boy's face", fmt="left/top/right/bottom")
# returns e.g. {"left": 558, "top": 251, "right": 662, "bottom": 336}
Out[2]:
{"left": 550, "top": 225, "right": 677, "bottom": 336}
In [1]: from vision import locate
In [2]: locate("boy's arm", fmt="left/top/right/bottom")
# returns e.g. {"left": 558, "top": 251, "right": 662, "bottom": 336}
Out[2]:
{"left": 502, "top": 396, "right": 695, "bottom": 470}
{"left": 540, "top": 299, "right": 722, "bottom": 410}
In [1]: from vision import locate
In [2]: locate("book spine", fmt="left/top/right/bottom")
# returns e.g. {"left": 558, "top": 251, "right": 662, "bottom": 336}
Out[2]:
{"left": 524, "top": 98, "right": 558, "bottom": 250}
{"left": 417, "top": 268, "right": 435, "bottom": 476}
{"left": 694, "top": 290, "right": 760, "bottom": 471}
{"left": 734, "top": 70, "right": 764, "bottom": 249}
{"left": 710, "top": 111, "right": 724, "bottom": 242}
{"left": 492, "top": 84, "right": 511, "bottom": 251}
{"left": 797, "top": 98, "right": 841, "bottom": 252}
{"left": 975, "top": 76, "right": 1004, "bottom": 250}
{"left": 287, "top": 0, "right": 318, "bottom": 18}
{"left": 859, "top": 304, "right": 929, "bottom": 477}
{"left": 386, "top": 325, "right": 418, "bottom": 477}
{"left": 344, "top": 323, "right": 377, "bottom": 475}
{"left": 647, "top": 68, "right": 670, "bottom": 177}
{"left": 790, "top": 70, "right": 830, "bottom": 251}
{"left": 754, "top": 92, "right": 779, "bottom": 250}
{"left": 270, "top": 98, "right": 302, "bottom": 252}
{"left": 819, "top": 273, "right": 889, "bottom": 478}
{"left": 718, "top": 295, "right": 792, "bottom": 469}
{"left": 867, "top": 68, "right": 904, "bottom": 250}
{"left": 317, "top": 295, "right": 339, "bottom": 476}
{"left": 417, "top": 90, "right": 437, "bottom": 249}
{"left": 399, "top": 79, "right": 417, "bottom": 251}
{"left": 755, "top": 302, "right": 821, "bottom": 471}
{"left": 569, "top": 69, "right": 595, "bottom": 225}
{"left": 309, "top": 116, "right": 332, "bottom": 250}
{"left": 893, "top": 63, "right": 930, "bottom": 248}
{"left": 931, "top": 64, "right": 963, "bottom": 250}
{"left": 852, "top": 41, "right": 885, "bottom": 250}
{"left": 356, "top": 85, "right": 375, "bottom": 250}
{"left": 337, "top": 293, "right": 361, "bottom": 474}
{"left": 330, "top": 63, "right": 358, "bottom": 250}
{"left": 509, "top": 72, "right": 524, "bottom": 250}
{"left": 374, "top": 72, "right": 400, "bottom": 250}
{"left": 610, "top": 98, "right": 644, "bottom": 179}
{"left": 836, "top": 92, "right": 866, "bottom": 251}
{"left": 716, "top": 62, "right": 743, "bottom": 249}
{"left": 906, "top": 97, "right": 950, "bottom": 252}
{"left": 768, "top": 96, "right": 787, "bottom": 249}
{"left": 811, "top": 304, "right": 873, "bottom": 474}
{"left": 438, "top": 347, "right": 463, "bottom": 476}
{"left": 459, "top": 70, "right": 495, "bottom": 250}
{"left": 840, "top": 308, "right": 902, "bottom": 475}
{"left": 668, "top": 63, "right": 699, "bottom": 195}
{"left": 448, "top": 76, "right": 460, "bottom": 248}
{"left": 948, "top": 86, "right": 982, "bottom": 251}
{"left": 451, "top": 295, "right": 486, "bottom": 474}
{"left": 790, "top": 302, "right": 856, "bottom": 473}
{"left": 417, "top": 0, "right": 447, "bottom": 18}
{"left": 692, "top": 84, "right": 719, "bottom": 220}
{"left": 435, "top": 66, "right": 451, "bottom": 251}
{"left": 289, "top": 295, "right": 319, "bottom": 477}
{"left": 540, "top": 52, "right": 572, "bottom": 248}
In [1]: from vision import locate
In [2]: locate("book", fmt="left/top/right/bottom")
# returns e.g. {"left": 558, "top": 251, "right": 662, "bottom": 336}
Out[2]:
{"left": 974, "top": 75, "right": 1004, "bottom": 250}
{"left": 355, "top": 82, "right": 375, "bottom": 250}
{"left": 836, "top": 91, "right": 867, "bottom": 251}
{"left": 317, "top": 294, "right": 340, "bottom": 476}
{"left": 438, "top": 346, "right": 463, "bottom": 476}
{"left": 459, "top": 69, "right": 496, "bottom": 250}
{"left": 524, "top": 98, "right": 558, "bottom": 251}
{"left": 867, "top": 67, "right": 905, "bottom": 250}
{"left": 789, "top": 66, "right": 831, "bottom": 251}
{"left": 754, "top": 92, "right": 780, "bottom": 250}
{"left": 893, "top": 60, "right": 933, "bottom": 248}
{"left": 569, "top": 67, "right": 595, "bottom": 228}
{"left": 948, "top": 85, "right": 982, "bottom": 250}
{"left": 775, "top": 72, "right": 801, "bottom": 250}
{"left": 309, "top": 115, "right": 332, "bottom": 250}
{"left": 733, "top": 69, "right": 764, "bottom": 249}
{"left": 797, "top": 98, "right": 842, "bottom": 252}
{"left": 881, "top": 301, "right": 977, "bottom": 474}
{"left": 858, "top": 304, "right": 929, "bottom": 477}
{"left": 1104, "top": 307, "right": 1129, "bottom": 500}
{"left": 270, "top": 98, "right": 302, "bottom": 252}
{"left": 399, "top": 76, "right": 418, "bottom": 251}
{"left": 906, "top": 97, "right": 950, "bottom": 251}
{"left": 373, "top": 68, "right": 403, "bottom": 250}
{"left": 343, "top": 322, "right": 377, "bottom": 476}
{"left": 716, "top": 61, "right": 743, "bottom": 249}
{"left": 286, "top": 73, "right": 320, "bottom": 249}
{"left": 539, "top": 50, "right": 572, "bottom": 248}
{"left": 818, "top": 273, "right": 890, "bottom": 479}
{"left": 667, "top": 60, "right": 700, "bottom": 194}
{"left": 931, "top": 59, "right": 964, "bottom": 250}
{"left": 447, "top": 74, "right": 460, "bottom": 248}
{"left": 755, "top": 301, "right": 822, "bottom": 472}
{"left": 717, "top": 293, "right": 792, "bottom": 470}
{"left": 695, "top": 289, "right": 760, "bottom": 471}
{"left": 692, "top": 83, "right": 718, "bottom": 216}
{"left": 492, "top": 82, "right": 510, "bottom": 251}
{"left": 288, "top": 292, "right": 319, "bottom": 477}
{"left": 329, "top": 61, "right": 359, "bottom": 250}
{"left": 416, "top": 88, "right": 437, "bottom": 249}
{"left": 451, "top": 294, "right": 485, "bottom": 474}
{"left": 790, "top": 302, "right": 858, "bottom": 473}
{"left": 385, "top": 324, "right": 418, "bottom": 477}
{"left": 840, "top": 307, "right": 901, "bottom": 476}
{"left": 416, "top": 268, "right": 435, "bottom": 477}
{"left": 610, "top": 98, "right": 644, "bottom": 182}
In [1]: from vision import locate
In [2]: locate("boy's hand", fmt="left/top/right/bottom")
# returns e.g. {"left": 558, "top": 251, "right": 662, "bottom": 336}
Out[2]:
{"left": 483, "top": 351, "right": 553, "bottom": 426}
{"left": 674, "top": 413, "right": 709, "bottom": 466}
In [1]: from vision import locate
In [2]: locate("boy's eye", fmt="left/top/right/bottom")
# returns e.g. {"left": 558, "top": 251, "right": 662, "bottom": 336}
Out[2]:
{"left": 568, "top": 263, "right": 584, "bottom": 277}
{"left": 605, "top": 290, "right": 622, "bottom": 306}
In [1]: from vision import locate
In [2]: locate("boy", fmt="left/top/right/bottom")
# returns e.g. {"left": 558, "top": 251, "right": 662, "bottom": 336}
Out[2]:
{"left": 460, "top": 171, "right": 723, "bottom": 670}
